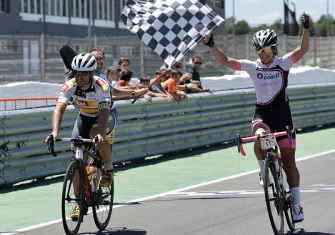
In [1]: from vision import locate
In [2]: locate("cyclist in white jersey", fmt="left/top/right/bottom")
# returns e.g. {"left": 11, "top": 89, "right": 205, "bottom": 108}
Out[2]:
{"left": 204, "top": 11, "right": 310, "bottom": 222}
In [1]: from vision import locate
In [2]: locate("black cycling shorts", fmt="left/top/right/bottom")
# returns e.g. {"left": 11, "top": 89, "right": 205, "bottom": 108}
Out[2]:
{"left": 252, "top": 105, "right": 296, "bottom": 148}
{"left": 71, "top": 107, "right": 118, "bottom": 150}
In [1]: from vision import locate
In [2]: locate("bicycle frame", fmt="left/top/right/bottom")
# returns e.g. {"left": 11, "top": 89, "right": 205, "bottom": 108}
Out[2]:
{"left": 49, "top": 136, "right": 104, "bottom": 196}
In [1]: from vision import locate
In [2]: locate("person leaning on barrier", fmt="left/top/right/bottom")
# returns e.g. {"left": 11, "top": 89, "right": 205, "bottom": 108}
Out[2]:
{"left": 149, "top": 70, "right": 174, "bottom": 103}
{"left": 204, "top": 11, "right": 310, "bottom": 222}
{"left": 118, "top": 70, "right": 136, "bottom": 88}
{"left": 184, "top": 56, "right": 214, "bottom": 94}
{"left": 161, "top": 70, "right": 188, "bottom": 104}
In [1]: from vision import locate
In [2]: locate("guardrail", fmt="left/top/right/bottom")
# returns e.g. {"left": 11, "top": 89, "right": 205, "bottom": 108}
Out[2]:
{"left": 1, "top": 83, "right": 335, "bottom": 189}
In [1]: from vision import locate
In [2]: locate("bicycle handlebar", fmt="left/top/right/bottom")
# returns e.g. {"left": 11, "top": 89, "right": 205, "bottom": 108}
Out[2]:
{"left": 237, "top": 126, "right": 293, "bottom": 156}
{"left": 47, "top": 134, "right": 94, "bottom": 158}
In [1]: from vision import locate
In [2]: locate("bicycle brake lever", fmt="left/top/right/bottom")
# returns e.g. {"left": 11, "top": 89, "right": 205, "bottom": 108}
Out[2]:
{"left": 237, "top": 134, "right": 241, "bottom": 153}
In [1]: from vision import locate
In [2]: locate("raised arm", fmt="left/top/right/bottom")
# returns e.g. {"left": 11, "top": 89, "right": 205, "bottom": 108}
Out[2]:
{"left": 203, "top": 30, "right": 238, "bottom": 71}
{"left": 292, "top": 11, "right": 310, "bottom": 62}
{"left": 45, "top": 105, "right": 66, "bottom": 145}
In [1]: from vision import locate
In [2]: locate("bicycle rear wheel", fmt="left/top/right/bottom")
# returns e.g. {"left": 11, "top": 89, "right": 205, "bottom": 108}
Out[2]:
{"left": 62, "top": 161, "right": 85, "bottom": 235}
{"left": 92, "top": 177, "right": 114, "bottom": 230}
{"left": 263, "top": 159, "right": 284, "bottom": 235}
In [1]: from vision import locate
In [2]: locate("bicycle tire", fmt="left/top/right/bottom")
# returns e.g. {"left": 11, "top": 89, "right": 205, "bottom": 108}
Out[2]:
{"left": 92, "top": 177, "right": 114, "bottom": 230}
{"left": 263, "top": 158, "right": 284, "bottom": 235}
{"left": 62, "top": 161, "right": 85, "bottom": 235}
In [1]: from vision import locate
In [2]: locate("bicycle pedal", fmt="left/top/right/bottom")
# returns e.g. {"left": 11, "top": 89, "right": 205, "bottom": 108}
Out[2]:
{"left": 293, "top": 219, "right": 304, "bottom": 223}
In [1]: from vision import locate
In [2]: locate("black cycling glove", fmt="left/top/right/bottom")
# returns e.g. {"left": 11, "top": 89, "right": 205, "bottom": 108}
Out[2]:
{"left": 203, "top": 33, "right": 215, "bottom": 47}
{"left": 302, "top": 14, "right": 309, "bottom": 29}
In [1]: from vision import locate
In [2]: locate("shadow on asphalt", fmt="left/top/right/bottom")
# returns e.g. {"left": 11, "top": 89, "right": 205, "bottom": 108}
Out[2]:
{"left": 82, "top": 227, "right": 147, "bottom": 234}
{"left": 286, "top": 228, "right": 335, "bottom": 235}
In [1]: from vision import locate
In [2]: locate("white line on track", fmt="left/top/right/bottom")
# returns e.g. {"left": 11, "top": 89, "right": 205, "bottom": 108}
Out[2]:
{"left": 3, "top": 149, "right": 334, "bottom": 235}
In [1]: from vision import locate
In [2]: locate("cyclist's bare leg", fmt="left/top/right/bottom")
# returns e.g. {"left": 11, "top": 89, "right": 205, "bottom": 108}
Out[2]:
{"left": 72, "top": 152, "right": 88, "bottom": 198}
{"left": 253, "top": 127, "right": 266, "bottom": 161}
{"left": 280, "top": 147, "right": 300, "bottom": 188}
{"left": 89, "top": 128, "right": 112, "bottom": 164}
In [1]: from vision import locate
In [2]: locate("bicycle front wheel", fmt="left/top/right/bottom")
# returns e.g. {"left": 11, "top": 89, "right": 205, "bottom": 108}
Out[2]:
{"left": 263, "top": 159, "right": 284, "bottom": 235}
{"left": 92, "top": 177, "right": 114, "bottom": 230}
{"left": 62, "top": 161, "right": 85, "bottom": 235}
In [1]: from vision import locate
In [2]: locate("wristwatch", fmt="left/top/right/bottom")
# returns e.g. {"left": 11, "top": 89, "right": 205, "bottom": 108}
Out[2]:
{"left": 132, "top": 90, "right": 135, "bottom": 96}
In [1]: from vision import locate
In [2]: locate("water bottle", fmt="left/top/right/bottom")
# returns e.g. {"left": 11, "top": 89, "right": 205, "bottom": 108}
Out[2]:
{"left": 85, "top": 164, "right": 93, "bottom": 185}
{"left": 89, "top": 163, "right": 98, "bottom": 191}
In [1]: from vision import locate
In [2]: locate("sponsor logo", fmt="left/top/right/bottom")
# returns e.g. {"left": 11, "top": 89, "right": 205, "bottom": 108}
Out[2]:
{"left": 61, "top": 84, "right": 69, "bottom": 92}
{"left": 260, "top": 81, "right": 280, "bottom": 86}
{"left": 96, "top": 78, "right": 106, "bottom": 87}
{"left": 257, "top": 72, "right": 281, "bottom": 80}
{"left": 86, "top": 92, "right": 97, "bottom": 100}
{"left": 102, "top": 84, "right": 110, "bottom": 93}
{"left": 99, "top": 103, "right": 110, "bottom": 109}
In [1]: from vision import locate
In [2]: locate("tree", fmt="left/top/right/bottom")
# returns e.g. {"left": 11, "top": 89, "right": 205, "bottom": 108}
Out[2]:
{"left": 273, "top": 18, "right": 284, "bottom": 35}
{"left": 331, "top": 24, "right": 335, "bottom": 36}
{"left": 235, "top": 20, "right": 250, "bottom": 35}
{"left": 315, "top": 14, "right": 334, "bottom": 37}
{"left": 225, "top": 16, "right": 235, "bottom": 34}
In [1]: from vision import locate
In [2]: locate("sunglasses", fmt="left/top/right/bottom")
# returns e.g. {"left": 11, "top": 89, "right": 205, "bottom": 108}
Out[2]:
{"left": 257, "top": 46, "right": 272, "bottom": 55}
{"left": 73, "top": 70, "right": 91, "bottom": 76}
{"left": 194, "top": 61, "right": 202, "bottom": 65}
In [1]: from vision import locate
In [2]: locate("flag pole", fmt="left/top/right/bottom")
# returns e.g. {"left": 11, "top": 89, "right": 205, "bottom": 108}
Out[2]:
{"left": 131, "top": 69, "right": 170, "bottom": 104}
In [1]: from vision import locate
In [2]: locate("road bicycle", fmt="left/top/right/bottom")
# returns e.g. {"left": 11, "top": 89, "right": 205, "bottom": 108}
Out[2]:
{"left": 236, "top": 126, "right": 295, "bottom": 235}
{"left": 48, "top": 135, "right": 114, "bottom": 235}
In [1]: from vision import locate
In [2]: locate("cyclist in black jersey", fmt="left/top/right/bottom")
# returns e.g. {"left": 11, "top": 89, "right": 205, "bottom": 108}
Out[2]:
{"left": 204, "top": 11, "right": 310, "bottom": 222}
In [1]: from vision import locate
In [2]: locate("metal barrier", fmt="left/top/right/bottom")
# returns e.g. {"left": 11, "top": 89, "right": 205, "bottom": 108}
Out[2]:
{"left": 0, "top": 83, "right": 335, "bottom": 189}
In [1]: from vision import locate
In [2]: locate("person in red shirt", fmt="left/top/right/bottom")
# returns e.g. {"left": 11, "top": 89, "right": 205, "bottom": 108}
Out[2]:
{"left": 162, "top": 70, "right": 190, "bottom": 103}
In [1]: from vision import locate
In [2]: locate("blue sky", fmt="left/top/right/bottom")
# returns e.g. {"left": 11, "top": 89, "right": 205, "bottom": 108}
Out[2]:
{"left": 224, "top": 0, "right": 335, "bottom": 26}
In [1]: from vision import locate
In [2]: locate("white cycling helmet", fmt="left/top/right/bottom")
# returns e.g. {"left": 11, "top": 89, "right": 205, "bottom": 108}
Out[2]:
{"left": 252, "top": 29, "right": 278, "bottom": 48}
{"left": 71, "top": 53, "right": 97, "bottom": 71}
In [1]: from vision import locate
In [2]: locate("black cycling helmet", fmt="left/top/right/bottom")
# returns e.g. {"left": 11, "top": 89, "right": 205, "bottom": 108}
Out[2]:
{"left": 252, "top": 29, "right": 278, "bottom": 48}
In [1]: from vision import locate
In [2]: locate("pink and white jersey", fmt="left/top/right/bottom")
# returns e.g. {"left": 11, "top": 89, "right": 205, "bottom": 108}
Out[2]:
{"left": 236, "top": 53, "right": 298, "bottom": 108}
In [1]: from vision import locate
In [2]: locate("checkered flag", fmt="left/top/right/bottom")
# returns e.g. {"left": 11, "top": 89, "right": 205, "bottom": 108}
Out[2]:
{"left": 121, "top": 0, "right": 224, "bottom": 69}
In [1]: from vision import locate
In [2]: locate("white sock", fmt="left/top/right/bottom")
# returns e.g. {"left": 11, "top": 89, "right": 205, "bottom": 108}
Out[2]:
{"left": 290, "top": 187, "right": 300, "bottom": 205}
{"left": 104, "top": 162, "right": 114, "bottom": 170}
{"left": 258, "top": 160, "right": 264, "bottom": 174}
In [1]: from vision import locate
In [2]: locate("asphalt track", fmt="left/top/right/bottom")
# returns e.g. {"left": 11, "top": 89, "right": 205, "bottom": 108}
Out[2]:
{"left": 1, "top": 126, "right": 335, "bottom": 235}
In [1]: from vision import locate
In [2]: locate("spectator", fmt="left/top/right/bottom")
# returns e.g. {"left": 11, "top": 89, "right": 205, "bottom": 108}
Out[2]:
{"left": 118, "top": 70, "right": 136, "bottom": 88}
{"left": 137, "top": 75, "right": 151, "bottom": 89}
{"left": 89, "top": 49, "right": 147, "bottom": 101}
{"left": 162, "top": 70, "right": 188, "bottom": 104}
{"left": 173, "top": 59, "right": 183, "bottom": 73}
{"left": 185, "top": 56, "right": 214, "bottom": 93}
{"left": 105, "top": 66, "right": 120, "bottom": 88}
{"left": 149, "top": 70, "right": 174, "bottom": 103}
{"left": 118, "top": 57, "right": 130, "bottom": 71}
{"left": 159, "top": 59, "right": 183, "bottom": 75}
